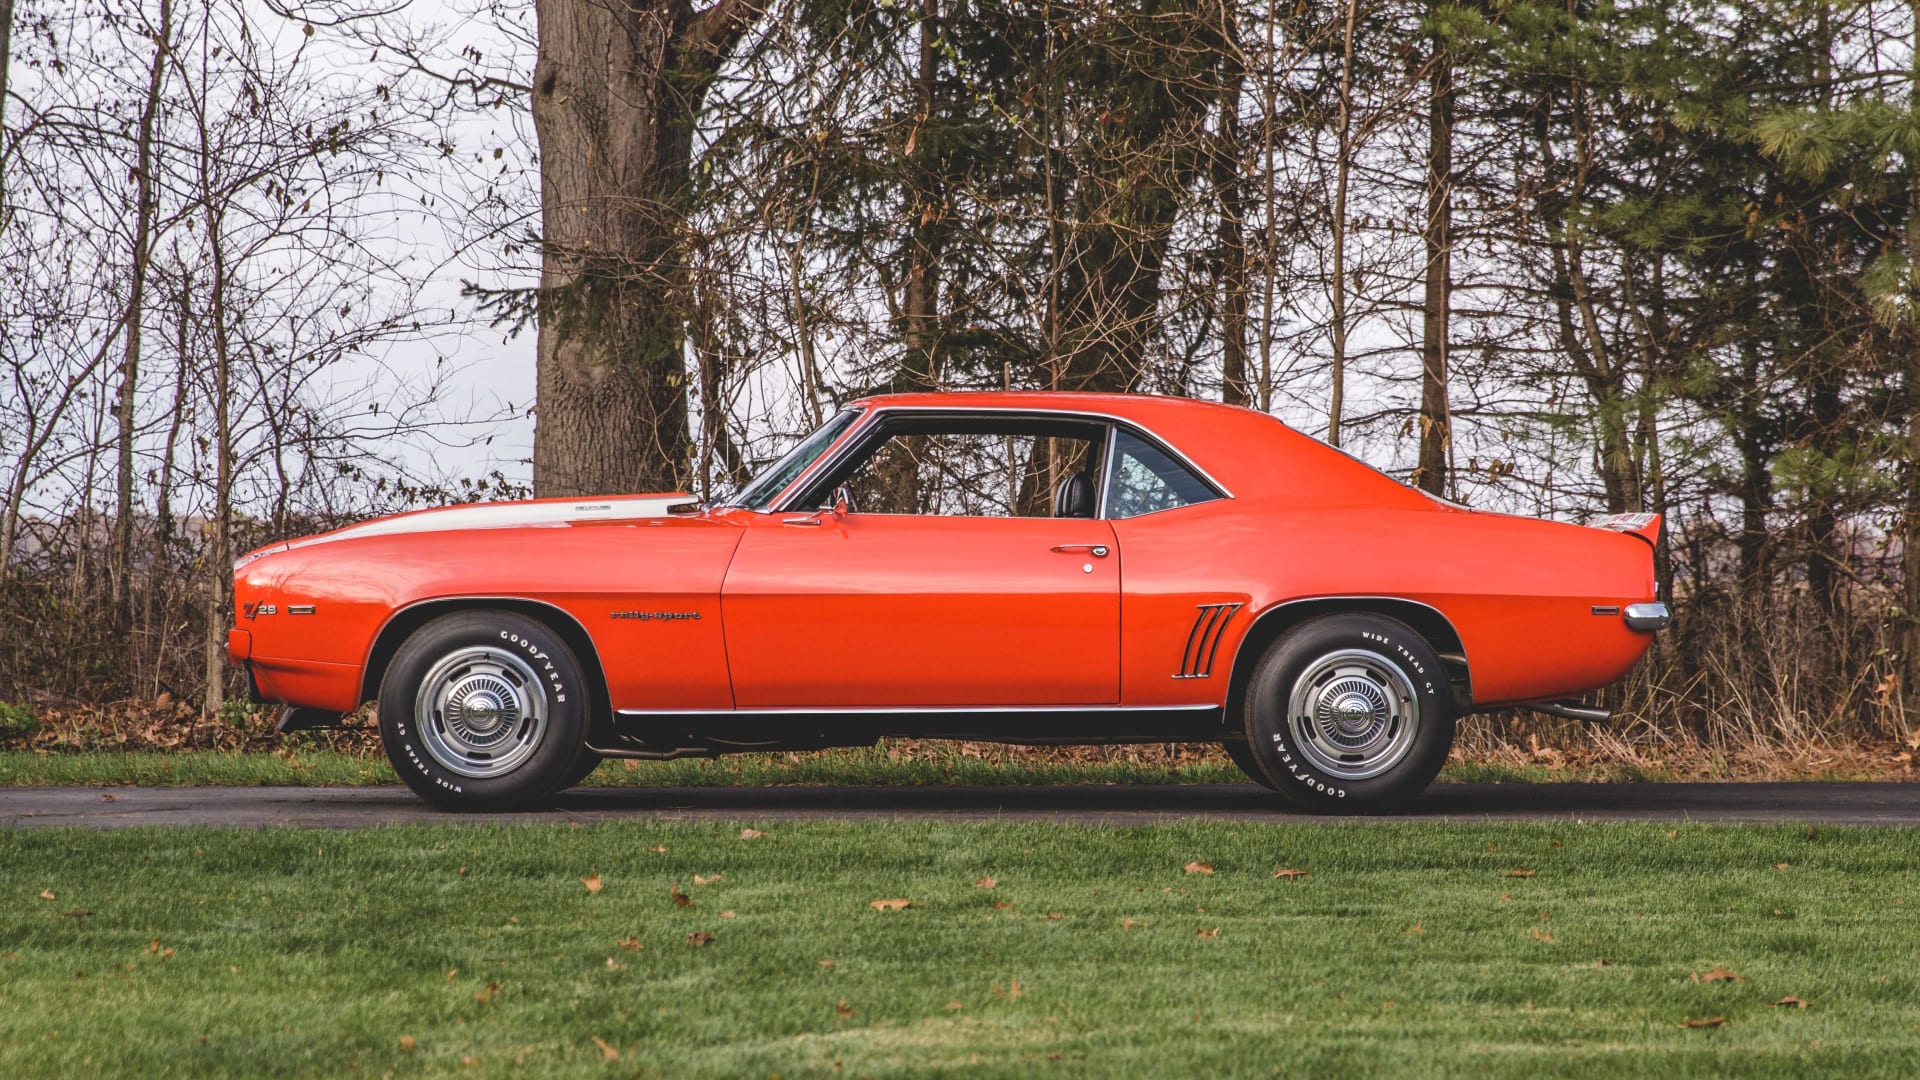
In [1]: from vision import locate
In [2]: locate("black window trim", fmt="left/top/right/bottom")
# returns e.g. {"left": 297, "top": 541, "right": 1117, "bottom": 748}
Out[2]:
{"left": 768, "top": 405, "right": 1231, "bottom": 518}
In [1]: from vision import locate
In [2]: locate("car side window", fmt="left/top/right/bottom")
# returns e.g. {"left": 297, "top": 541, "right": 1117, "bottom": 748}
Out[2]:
{"left": 840, "top": 429, "right": 1101, "bottom": 517}
{"left": 1104, "top": 429, "right": 1219, "bottom": 519}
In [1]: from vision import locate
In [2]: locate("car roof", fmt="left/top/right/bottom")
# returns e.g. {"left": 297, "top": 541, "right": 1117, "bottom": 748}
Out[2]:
{"left": 847, "top": 391, "right": 1429, "bottom": 509}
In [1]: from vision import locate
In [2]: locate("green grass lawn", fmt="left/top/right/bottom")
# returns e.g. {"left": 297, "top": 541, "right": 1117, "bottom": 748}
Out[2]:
{"left": 2, "top": 821, "right": 1916, "bottom": 1078}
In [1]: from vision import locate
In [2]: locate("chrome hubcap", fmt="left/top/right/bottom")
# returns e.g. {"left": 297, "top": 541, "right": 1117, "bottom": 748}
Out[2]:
{"left": 1286, "top": 649, "right": 1419, "bottom": 780}
{"left": 415, "top": 646, "right": 548, "bottom": 778}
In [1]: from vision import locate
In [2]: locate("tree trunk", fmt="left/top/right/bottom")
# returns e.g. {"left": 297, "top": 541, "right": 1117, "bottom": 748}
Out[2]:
{"left": 0, "top": 0, "right": 15, "bottom": 218}
{"left": 112, "top": 0, "right": 173, "bottom": 625}
{"left": 1415, "top": 23, "right": 1452, "bottom": 496}
{"left": 1215, "top": 8, "right": 1250, "bottom": 408}
{"left": 1327, "top": 0, "right": 1358, "bottom": 443}
{"left": 529, "top": 0, "right": 758, "bottom": 498}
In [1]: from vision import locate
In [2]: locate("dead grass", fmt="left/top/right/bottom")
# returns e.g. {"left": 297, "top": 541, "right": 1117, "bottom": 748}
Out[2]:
{"left": 3, "top": 696, "right": 1917, "bottom": 783}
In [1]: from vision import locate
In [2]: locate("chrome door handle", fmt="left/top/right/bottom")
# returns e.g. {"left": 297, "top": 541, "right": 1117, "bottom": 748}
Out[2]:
{"left": 781, "top": 513, "right": 823, "bottom": 527}
{"left": 1051, "top": 543, "right": 1109, "bottom": 557}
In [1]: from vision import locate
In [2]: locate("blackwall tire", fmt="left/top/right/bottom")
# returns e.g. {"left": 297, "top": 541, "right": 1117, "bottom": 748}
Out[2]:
{"left": 561, "top": 746, "right": 604, "bottom": 789}
{"left": 1222, "top": 740, "right": 1279, "bottom": 791}
{"left": 1241, "top": 613, "right": 1453, "bottom": 813}
{"left": 378, "top": 611, "right": 589, "bottom": 810}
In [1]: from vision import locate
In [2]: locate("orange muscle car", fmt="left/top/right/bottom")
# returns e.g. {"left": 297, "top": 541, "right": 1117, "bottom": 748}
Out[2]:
{"left": 229, "top": 392, "right": 1667, "bottom": 812}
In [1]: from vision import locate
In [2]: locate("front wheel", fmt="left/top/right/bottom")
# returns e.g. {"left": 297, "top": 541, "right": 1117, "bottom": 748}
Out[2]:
{"left": 1239, "top": 614, "right": 1453, "bottom": 813}
{"left": 378, "top": 611, "right": 590, "bottom": 810}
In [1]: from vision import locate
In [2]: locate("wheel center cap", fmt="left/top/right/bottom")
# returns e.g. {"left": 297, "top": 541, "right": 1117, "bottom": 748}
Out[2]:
{"left": 1330, "top": 692, "right": 1377, "bottom": 734}
{"left": 462, "top": 691, "right": 510, "bottom": 734}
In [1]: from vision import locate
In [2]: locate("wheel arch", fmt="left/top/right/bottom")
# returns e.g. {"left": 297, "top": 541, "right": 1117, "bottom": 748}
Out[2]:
{"left": 1224, "top": 597, "right": 1472, "bottom": 724}
{"left": 361, "top": 597, "right": 615, "bottom": 739}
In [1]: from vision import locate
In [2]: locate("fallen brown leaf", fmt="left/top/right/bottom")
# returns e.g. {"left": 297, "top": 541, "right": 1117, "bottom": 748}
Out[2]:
{"left": 1196, "top": 927, "right": 1219, "bottom": 939}
{"left": 868, "top": 898, "right": 913, "bottom": 912}
{"left": 1403, "top": 922, "right": 1424, "bottom": 935}
{"left": 399, "top": 1036, "right": 417, "bottom": 1051}
{"left": 1045, "top": 912, "right": 1063, "bottom": 920}
{"left": 1692, "top": 966, "right": 1744, "bottom": 984}
{"left": 670, "top": 883, "right": 691, "bottom": 908}
{"left": 592, "top": 1036, "right": 619, "bottom": 1062}
{"left": 1183, "top": 862, "right": 1214, "bottom": 875}
{"left": 1503, "top": 868, "right": 1536, "bottom": 878}
{"left": 605, "top": 957, "right": 625, "bottom": 971}
{"left": 835, "top": 1000, "right": 853, "bottom": 1018}
{"left": 738, "top": 828, "right": 763, "bottom": 840}
{"left": 581, "top": 874, "right": 603, "bottom": 894}
{"left": 992, "top": 977, "right": 1024, "bottom": 999}
{"left": 1122, "top": 917, "right": 1148, "bottom": 931}
{"left": 1271, "top": 868, "right": 1309, "bottom": 880}
{"left": 1773, "top": 996, "right": 1811, "bottom": 1009}
{"left": 1528, "top": 927, "right": 1555, "bottom": 942}
{"left": 616, "top": 935, "right": 641, "bottom": 952}
{"left": 718, "top": 910, "right": 737, "bottom": 919}
{"left": 1773, "top": 863, "right": 1790, "bottom": 871}
{"left": 692, "top": 874, "right": 723, "bottom": 886}
{"left": 1680, "top": 1016, "right": 1726, "bottom": 1029}
{"left": 38, "top": 889, "right": 54, "bottom": 901}
{"left": 818, "top": 959, "right": 834, "bottom": 970}
{"left": 100, "top": 794, "right": 116, "bottom": 802}
{"left": 648, "top": 845, "right": 666, "bottom": 854}
{"left": 474, "top": 981, "right": 501, "bottom": 1004}
{"left": 946, "top": 1000, "right": 965, "bottom": 1010}
{"left": 687, "top": 931, "right": 714, "bottom": 946}
{"left": 975, "top": 877, "right": 998, "bottom": 889}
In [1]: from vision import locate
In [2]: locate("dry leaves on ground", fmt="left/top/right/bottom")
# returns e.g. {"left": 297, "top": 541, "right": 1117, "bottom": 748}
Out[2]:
{"left": 399, "top": 1036, "right": 417, "bottom": 1051}
{"left": 868, "top": 898, "right": 913, "bottom": 912}
{"left": 1503, "top": 868, "right": 1536, "bottom": 878}
{"left": 975, "top": 877, "right": 998, "bottom": 889}
{"left": 1196, "top": 927, "right": 1219, "bottom": 939}
{"left": 1773, "top": 996, "right": 1811, "bottom": 1009}
{"left": 670, "top": 884, "right": 691, "bottom": 908}
{"left": 1272, "top": 868, "right": 1309, "bottom": 880}
{"left": 1680, "top": 1016, "right": 1726, "bottom": 1029}
{"left": 616, "top": 935, "right": 641, "bottom": 952}
{"left": 1183, "top": 862, "right": 1214, "bottom": 875}
{"left": 591, "top": 1037, "right": 619, "bottom": 1061}
{"left": 687, "top": 931, "right": 715, "bottom": 946}
{"left": 692, "top": 874, "right": 723, "bottom": 886}
{"left": 1692, "top": 966, "right": 1744, "bottom": 984}
{"left": 581, "top": 874, "right": 603, "bottom": 894}
{"left": 738, "top": 828, "right": 763, "bottom": 840}
{"left": 474, "top": 981, "right": 501, "bottom": 1004}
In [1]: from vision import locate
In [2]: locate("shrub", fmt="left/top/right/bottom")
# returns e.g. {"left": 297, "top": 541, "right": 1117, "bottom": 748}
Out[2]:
{"left": 0, "top": 702, "right": 39, "bottom": 742}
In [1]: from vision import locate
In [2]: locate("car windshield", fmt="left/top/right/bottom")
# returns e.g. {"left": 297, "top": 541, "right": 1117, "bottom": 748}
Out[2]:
{"left": 719, "top": 408, "right": 863, "bottom": 510}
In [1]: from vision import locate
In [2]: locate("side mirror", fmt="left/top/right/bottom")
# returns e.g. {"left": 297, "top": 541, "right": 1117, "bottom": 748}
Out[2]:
{"left": 831, "top": 485, "right": 856, "bottom": 517}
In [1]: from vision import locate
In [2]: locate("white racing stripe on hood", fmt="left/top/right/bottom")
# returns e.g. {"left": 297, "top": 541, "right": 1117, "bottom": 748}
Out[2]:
{"left": 295, "top": 495, "right": 693, "bottom": 546}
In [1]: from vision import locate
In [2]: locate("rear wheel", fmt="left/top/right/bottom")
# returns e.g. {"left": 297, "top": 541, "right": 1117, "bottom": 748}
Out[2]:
{"left": 1221, "top": 740, "right": 1278, "bottom": 790}
{"left": 1239, "top": 613, "right": 1453, "bottom": 813}
{"left": 378, "top": 611, "right": 589, "bottom": 810}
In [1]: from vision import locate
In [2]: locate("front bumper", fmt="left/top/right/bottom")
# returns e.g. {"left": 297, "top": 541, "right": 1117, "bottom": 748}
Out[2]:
{"left": 1623, "top": 602, "right": 1670, "bottom": 633}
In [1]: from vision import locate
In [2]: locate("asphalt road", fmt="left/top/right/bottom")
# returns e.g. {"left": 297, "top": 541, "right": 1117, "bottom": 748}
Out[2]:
{"left": 1, "top": 782, "right": 1917, "bottom": 828}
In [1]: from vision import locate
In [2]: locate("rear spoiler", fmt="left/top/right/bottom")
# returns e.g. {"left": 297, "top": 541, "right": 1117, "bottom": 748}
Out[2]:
{"left": 1593, "top": 512, "right": 1662, "bottom": 548}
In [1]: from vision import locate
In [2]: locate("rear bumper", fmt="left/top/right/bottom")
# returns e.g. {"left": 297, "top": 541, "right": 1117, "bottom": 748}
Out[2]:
{"left": 1623, "top": 602, "right": 1669, "bottom": 633}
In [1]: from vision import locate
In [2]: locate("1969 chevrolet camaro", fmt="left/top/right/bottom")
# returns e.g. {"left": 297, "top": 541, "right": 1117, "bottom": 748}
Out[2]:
{"left": 229, "top": 391, "right": 1667, "bottom": 812}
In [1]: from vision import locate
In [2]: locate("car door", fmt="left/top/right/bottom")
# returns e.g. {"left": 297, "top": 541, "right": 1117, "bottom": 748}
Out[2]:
{"left": 719, "top": 417, "right": 1122, "bottom": 709}
{"left": 721, "top": 512, "right": 1120, "bottom": 708}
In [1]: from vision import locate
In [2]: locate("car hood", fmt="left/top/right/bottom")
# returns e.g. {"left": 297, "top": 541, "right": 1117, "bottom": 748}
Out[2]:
{"left": 236, "top": 494, "right": 697, "bottom": 567}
